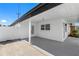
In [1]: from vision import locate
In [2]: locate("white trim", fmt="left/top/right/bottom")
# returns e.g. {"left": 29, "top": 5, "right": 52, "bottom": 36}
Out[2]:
{"left": 32, "top": 45, "right": 54, "bottom": 56}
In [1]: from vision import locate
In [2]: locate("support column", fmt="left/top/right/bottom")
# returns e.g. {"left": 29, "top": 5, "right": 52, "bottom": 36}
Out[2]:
{"left": 29, "top": 19, "right": 31, "bottom": 44}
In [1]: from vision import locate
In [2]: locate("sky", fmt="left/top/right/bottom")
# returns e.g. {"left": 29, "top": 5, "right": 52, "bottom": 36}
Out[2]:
{"left": 0, "top": 3, "right": 38, "bottom": 25}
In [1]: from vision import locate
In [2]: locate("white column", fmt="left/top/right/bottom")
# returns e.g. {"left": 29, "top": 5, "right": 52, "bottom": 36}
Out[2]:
{"left": 29, "top": 19, "right": 31, "bottom": 44}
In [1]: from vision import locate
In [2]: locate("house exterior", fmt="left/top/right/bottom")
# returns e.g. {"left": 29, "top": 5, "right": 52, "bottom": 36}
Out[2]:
{"left": 0, "top": 3, "right": 79, "bottom": 42}
{"left": 12, "top": 3, "right": 67, "bottom": 42}
{"left": 10, "top": 3, "right": 70, "bottom": 42}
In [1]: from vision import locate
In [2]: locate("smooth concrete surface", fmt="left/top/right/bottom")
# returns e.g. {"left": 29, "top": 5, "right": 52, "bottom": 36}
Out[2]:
{"left": 0, "top": 40, "right": 48, "bottom": 56}
{"left": 31, "top": 37, "right": 79, "bottom": 56}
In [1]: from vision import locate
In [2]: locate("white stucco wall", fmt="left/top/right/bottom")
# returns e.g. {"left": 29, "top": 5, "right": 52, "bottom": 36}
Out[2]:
{"left": 0, "top": 20, "right": 29, "bottom": 42}
{"left": 32, "top": 19, "right": 71, "bottom": 42}
{"left": 32, "top": 19, "right": 64, "bottom": 42}
{"left": 13, "top": 20, "right": 29, "bottom": 39}
{"left": 0, "top": 27, "right": 16, "bottom": 41}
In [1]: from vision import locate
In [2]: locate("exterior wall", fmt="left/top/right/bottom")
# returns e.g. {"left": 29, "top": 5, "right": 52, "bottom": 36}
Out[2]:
{"left": 29, "top": 4, "right": 71, "bottom": 42}
{"left": 0, "top": 19, "right": 70, "bottom": 42}
{"left": 0, "top": 20, "right": 29, "bottom": 42}
{"left": 32, "top": 19, "right": 65, "bottom": 42}
{"left": 0, "top": 27, "right": 17, "bottom": 41}
{"left": 13, "top": 20, "right": 29, "bottom": 39}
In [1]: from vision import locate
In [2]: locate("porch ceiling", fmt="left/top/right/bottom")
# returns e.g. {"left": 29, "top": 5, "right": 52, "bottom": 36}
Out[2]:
{"left": 31, "top": 3, "right": 79, "bottom": 23}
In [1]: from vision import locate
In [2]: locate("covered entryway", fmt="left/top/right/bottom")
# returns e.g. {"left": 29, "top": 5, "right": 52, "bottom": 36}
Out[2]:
{"left": 30, "top": 3, "right": 79, "bottom": 56}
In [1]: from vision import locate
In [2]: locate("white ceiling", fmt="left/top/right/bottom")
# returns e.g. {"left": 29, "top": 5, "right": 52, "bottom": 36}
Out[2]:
{"left": 30, "top": 3, "right": 79, "bottom": 23}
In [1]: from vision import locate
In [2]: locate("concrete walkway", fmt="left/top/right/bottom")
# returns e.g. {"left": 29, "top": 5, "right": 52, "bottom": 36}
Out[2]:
{"left": 31, "top": 37, "right": 79, "bottom": 56}
{"left": 0, "top": 40, "right": 49, "bottom": 56}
